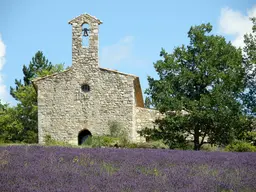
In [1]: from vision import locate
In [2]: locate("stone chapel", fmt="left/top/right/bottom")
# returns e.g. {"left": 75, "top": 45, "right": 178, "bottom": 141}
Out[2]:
{"left": 33, "top": 13, "right": 160, "bottom": 145}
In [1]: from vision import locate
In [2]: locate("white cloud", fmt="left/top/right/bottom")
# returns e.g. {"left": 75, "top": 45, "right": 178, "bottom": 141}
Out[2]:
{"left": 100, "top": 36, "right": 134, "bottom": 67}
{"left": 0, "top": 34, "right": 8, "bottom": 103}
{"left": 219, "top": 5, "right": 256, "bottom": 48}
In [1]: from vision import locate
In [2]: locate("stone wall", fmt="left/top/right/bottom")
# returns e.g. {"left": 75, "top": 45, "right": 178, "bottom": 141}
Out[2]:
{"left": 35, "top": 67, "right": 137, "bottom": 144}
{"left": 135, "top": 107, "right": 162, "bottom": 142}
{"left": 69, "top": 14, "right": 102, "bottom": 70}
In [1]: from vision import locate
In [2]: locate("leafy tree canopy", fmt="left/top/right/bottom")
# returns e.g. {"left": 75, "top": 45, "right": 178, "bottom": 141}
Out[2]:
{"left": 0, "top": 51, "right": 65, "bottom": 143}
{"left": 242, "top": 17, "right": 256, "bottom": 115}
{"left": 139, "top": 23, "right": 255, "bottom": 150}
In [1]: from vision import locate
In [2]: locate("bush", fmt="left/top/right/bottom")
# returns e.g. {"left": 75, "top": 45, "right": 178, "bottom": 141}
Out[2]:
{"left": 80, "top": 136, "right": 93, "bottom": 146}
{"left": 241, "top": 131, "right": 256, "bottom": 146}
{"left": 247, "top": 131, "right": 256, "bottom": 146}
{"left": 201, "top": 144, "right": 223, "bottom": 151}
{"left": 125, "top": 140, "right": 169, "bottom": 149}
{"left": 172, "top": 141, "right": 194, "bottom": 150}
{"left": 100, "top": 136, "right": 119, "bottom": 146}
{"left": 119, "top": 135, "right": 130, "bottom": 147}
{"left": 107, "top": 121, "right": 131, "bottom": 147}
{"left": 80, "top": 136, "right": 170, "bottom": 149}
{"left": 81, "top": 135, "right": 120, "bottom": 148}
{"left": 149, "top": 140, "right": 169, "bottom": 149}
{"left": 225, "top": 140, "right": 256, "bottom": 152}
{"left": 126, "top": 142, "right": 151, "bottom": 149}
{"left": 108, "top": 121, "right": 123, "bottom": 137}
{"left": 44, "top": 135, "right": 71, "bottom": 146}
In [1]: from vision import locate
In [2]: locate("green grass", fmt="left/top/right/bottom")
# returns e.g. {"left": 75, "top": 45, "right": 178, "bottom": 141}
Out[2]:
{"left": 2, "top": 135, "right": 255, "bottom": 152}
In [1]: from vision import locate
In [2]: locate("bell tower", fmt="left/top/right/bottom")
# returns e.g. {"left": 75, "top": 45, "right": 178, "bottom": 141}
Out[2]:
{"left": 68, "top": 13, "right": 102, "bottom": 69}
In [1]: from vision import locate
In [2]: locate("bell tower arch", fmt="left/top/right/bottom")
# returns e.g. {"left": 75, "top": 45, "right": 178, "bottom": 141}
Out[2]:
{"left": 68, "top": 13, "right": 103, "bottom": 69}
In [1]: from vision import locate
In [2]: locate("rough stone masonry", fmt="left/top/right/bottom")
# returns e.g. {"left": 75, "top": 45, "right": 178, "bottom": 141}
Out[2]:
{"left": 33, "top": 13, "right": 161, "bottom": 145}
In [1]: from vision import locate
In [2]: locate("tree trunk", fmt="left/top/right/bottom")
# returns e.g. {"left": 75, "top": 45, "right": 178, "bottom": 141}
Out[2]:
{"left": 194, "top": 128, "right": 200, "bottom": 151}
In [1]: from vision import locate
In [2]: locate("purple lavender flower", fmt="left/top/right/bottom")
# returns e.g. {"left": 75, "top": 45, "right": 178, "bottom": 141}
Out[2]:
{"left": 0, "top": 146, "right": 255, "bottom": 192}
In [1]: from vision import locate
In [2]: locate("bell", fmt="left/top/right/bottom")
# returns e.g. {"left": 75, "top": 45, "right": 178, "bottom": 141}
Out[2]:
{"left": 82, "top": 28, "right": 90, "bottom": 37}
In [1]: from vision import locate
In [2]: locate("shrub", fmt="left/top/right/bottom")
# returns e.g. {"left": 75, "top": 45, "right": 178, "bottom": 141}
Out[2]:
{"left": 172, "top": 141, "right": 194, "bottom": 150}
{"left": 0, "top": 138, "right": 9, "bottom": 145}
{"left": 247, "top": 131, "right": 256, "bottom": 146}
{"left": 99, "top": 136, "right": 119, "bottom": 147}
{"left": 108, "top": 121, "right": 123, "bottom": 137}
{"left": 126, "top": 142, "right": 150, "bottom": 149}
{"left": 81, "top": 135, "right": 119, "bottom": 148}
{"left": 80, "top": 136, "right": 93, "bottom": 146}
{"left": 44, "top": 135, "right": 53, "bottom": 144}
{"left": 124, "top": 140, "right": 169, "bottom": 149}
{"left": 225, "top": 140, "right": 256, "bottom": 152}
{"left": 107, "top": 121, "right": 131, "bottom": 147}
{"left": 201, "top": 144, "right": 222, "bottom": 151}
{"left": 148, "top": 140, "right": 169, "bottom": 149}
{"left": 119, "top": 134, "right": 130, "bottom": 147}
{"left": 241, "top": 131, "right": 256, "bottom": 146}
{"left": 44, "top": 135, "right": 71, "bottom": 146}
{"left": 80, "top": 136, "right": 169, "bottom": 149}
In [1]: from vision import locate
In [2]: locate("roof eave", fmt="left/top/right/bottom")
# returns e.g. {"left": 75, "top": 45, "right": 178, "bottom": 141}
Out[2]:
{"left": 68, "top": 13, "right": 103, "bottom": 25}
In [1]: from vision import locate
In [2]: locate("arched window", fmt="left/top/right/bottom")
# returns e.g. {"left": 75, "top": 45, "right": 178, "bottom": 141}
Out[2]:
{"left": 82, "top": 23, "right": 90, "bottom": 47}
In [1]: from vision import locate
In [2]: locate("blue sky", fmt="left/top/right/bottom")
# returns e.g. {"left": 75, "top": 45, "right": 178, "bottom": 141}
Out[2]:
{"left": 0, "top": 0, "right": 255, "bottom": 105}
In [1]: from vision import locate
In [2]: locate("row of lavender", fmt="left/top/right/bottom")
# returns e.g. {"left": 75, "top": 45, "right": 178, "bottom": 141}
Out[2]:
{"left": 0, "top": 145, "right": 256, "bottom": 192}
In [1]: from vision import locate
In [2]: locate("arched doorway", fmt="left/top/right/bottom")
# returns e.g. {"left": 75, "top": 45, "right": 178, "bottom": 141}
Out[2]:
{"left": 78, "top": 129, "right": 92, "bottom": 145}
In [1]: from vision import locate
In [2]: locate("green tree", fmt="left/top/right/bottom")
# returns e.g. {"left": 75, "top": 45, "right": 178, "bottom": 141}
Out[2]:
{"left": 0, "top": 101, "right": 23, "bottom": 143}
{"left": 235, "top": 18, "right": 256, "bottom": 146}
{"left": 242, "top": 18, "right": 256, "bottom": 116}
{"left": 139, "top": 23, "right": 249, "bottom": 150}
{"left": 10, "top": 51, "right": 53, "bottom": 98}
{"left": 8, "top": 51, "right": 64, "bottom": 143}
{"left": 144, "top": 97, "right": 152, "bottom": 108}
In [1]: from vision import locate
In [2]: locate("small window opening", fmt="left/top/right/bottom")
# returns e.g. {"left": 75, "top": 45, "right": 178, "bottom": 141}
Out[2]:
{"left": 81, "top": 84, "right": 90, "bottom": 92}
{"left": 82, "top": 23, "right": 90, "bottom": 47}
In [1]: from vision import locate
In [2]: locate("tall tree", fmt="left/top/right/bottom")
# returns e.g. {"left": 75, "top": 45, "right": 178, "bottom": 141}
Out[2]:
{"left": 10, "top": 51, "right": 53, "bottom": 99}
{"left": 236, "top": 18, "right": 256, "bottom": 144}
{"left": 139, "top": 23, "right": 249, "bottom": 150}
{"left": 242, "top": 18, "right": 256, "bottom": 116}
{"left": 9, "top": 51, "right": 64, "bottom": 143}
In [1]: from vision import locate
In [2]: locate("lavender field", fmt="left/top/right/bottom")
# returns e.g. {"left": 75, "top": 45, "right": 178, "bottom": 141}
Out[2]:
{"left": 0, "top": 146, "right": 256, "bottom": 192}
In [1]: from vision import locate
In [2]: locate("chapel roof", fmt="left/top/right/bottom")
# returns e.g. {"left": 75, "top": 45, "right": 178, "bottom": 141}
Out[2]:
{"left": 68, "top": 13, "right": 103, "bottom": 25}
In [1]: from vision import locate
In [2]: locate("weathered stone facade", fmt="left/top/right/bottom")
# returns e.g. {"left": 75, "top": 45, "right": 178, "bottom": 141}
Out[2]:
{"left": 33, "top": 13, "right": 160, "bottom": 145}
{"left": 135, "top": 107, "right": 162, "bottom": 142}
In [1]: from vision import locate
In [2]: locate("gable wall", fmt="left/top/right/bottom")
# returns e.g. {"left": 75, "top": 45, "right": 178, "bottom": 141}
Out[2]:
{"left": 37, "top": 66, "right": 136, "bottom": 144}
